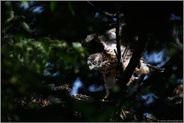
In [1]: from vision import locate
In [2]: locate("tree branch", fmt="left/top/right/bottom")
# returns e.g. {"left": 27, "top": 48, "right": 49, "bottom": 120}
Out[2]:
{"left": 118, "top": 33, "right": 148, "bottom": 88}
{"left": 87, "top": 1, "right": 125, "bottom": 73}
{"left": 115, "top": 12, "right": 122, "bottom": 72}
{"left": 87, "top": 1, "right": 117, "bottom": 18}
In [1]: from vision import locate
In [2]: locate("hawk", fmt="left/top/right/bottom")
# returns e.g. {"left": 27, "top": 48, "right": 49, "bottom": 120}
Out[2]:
{"left": 84, "top": 28, "right": 165, "bottom": 100}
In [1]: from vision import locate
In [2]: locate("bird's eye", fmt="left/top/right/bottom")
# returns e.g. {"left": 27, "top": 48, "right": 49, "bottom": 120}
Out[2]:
{"left": 92, "top": 61, "right": 97, "bottom": 65}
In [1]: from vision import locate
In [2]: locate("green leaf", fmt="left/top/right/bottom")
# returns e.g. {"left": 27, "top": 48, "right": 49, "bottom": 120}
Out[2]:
{"left": 21, "top": 1, "right": 29, "bottom": 8}
{"left": 68, "top": 2, "right": 75, "bottom": 15}
{"left": 50, "top": 1, "right": 56, "bottom": 12}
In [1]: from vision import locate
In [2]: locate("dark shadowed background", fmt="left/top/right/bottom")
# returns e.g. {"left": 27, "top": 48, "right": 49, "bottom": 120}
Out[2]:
{"left": 1, "top": 1, "right": 183, "bottom": 122}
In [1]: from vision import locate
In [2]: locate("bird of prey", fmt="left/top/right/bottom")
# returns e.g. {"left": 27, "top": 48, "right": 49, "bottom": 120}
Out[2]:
{"left": 84, "top": 28, "right": 164, "bottom": 100}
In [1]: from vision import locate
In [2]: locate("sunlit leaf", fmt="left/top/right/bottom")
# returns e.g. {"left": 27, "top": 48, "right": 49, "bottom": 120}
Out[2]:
{"left": 21, "top": 1, "right": 29, "bottom": 9}
{"left": 20, "top": 22, "right": 32, "bottom": 33}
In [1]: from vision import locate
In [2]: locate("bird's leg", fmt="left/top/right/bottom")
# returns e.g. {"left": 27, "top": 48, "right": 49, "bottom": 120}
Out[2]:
{"left": 102, "top": 73, "right": 115, "bottom": 101}
{"left": 126, "top": 73, "right": 139, "bottom": 86}
{"left": 103, "top": 89, "right": 110, "bottom": 101}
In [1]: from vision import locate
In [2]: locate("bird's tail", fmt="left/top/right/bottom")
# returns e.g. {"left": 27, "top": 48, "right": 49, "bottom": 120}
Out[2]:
{"left": 147, "top": 64, "right": 165, "bottom": 73}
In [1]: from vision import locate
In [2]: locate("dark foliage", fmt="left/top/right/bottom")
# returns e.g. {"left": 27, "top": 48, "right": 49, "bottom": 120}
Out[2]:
{"left": 1, "top": 1, "right": 183, "bottom": 122}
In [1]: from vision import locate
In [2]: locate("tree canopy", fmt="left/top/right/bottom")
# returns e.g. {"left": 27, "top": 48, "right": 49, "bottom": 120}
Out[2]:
{"left": 1, "top": 1, "right": 183, "bottom": 122}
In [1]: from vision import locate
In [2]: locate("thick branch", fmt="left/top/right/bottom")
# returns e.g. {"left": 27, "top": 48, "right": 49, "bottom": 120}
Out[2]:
{"left": 115, "top": 12, "right": 122, "bottom": 71}
{"left": 115, "top": 34, "right": 148, "bottom": 113}
{"left": 115, "top": 12, "right": 124, "bottom": 73}
{"left": 119, "top": 34, "right": 147, "bottom": 87}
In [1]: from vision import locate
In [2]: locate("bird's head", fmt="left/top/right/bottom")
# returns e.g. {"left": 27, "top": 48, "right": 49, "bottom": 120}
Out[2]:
{"left": 87, "top": 53, "right": 103, "bottom": 71}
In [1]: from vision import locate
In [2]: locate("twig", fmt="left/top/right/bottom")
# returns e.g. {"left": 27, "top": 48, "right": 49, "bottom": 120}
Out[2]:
{"left": 108, "top": 23, "right": 126, "bottom": 30}
{"left": 87, "top": 1, "right": 117, "bottom": 18}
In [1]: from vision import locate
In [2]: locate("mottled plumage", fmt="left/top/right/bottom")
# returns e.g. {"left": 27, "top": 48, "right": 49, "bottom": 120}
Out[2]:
{"left": 85, "top": 28, "right": 164, "bottom": 99}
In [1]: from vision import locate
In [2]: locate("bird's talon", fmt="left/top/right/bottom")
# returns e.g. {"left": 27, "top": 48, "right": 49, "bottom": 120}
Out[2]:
{"left": 101, "top": 98, "right": 105, "bottom": 102}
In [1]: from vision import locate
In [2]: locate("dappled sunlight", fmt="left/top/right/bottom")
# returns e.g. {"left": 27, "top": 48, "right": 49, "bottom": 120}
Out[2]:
{"left": 1, "top": 1, "right": 183, "bottom": 122}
